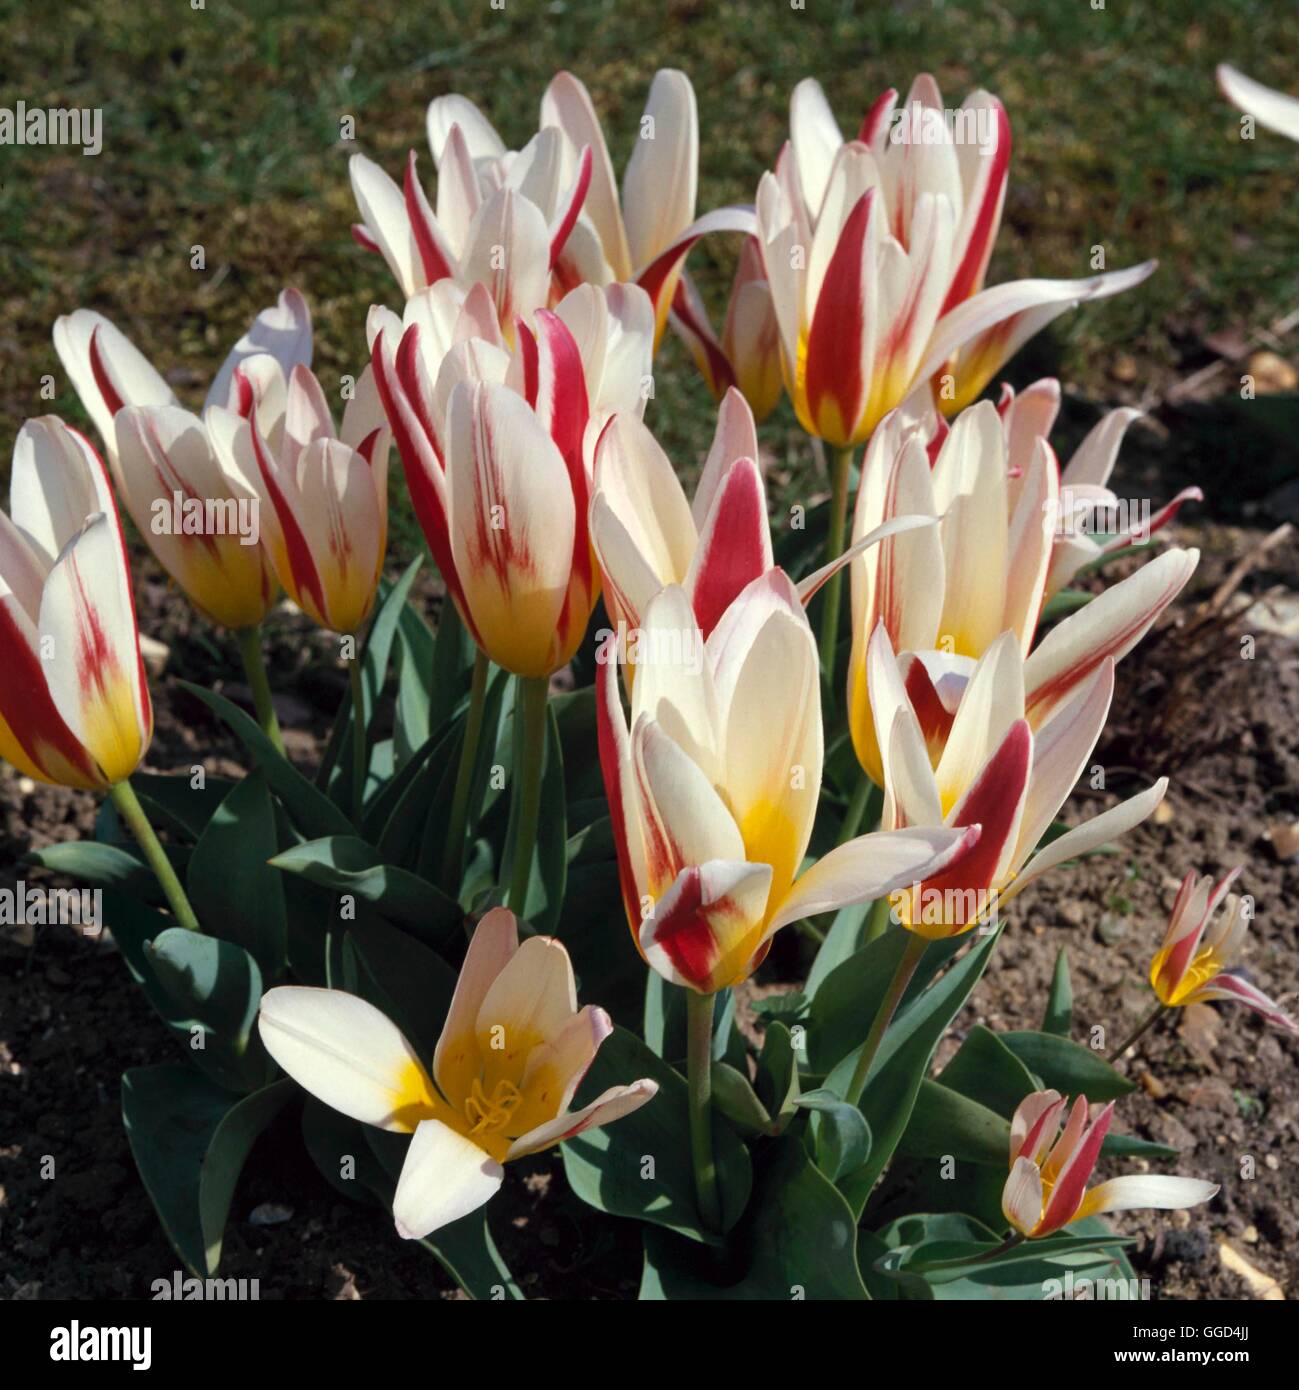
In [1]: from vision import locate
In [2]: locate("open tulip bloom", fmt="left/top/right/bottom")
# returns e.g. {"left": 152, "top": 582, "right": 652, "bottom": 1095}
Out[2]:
{"left": 1002, "top": 1090, "right": 1218, "bottom": 1239}
{"left": 597, "top": 570, "right": 982, "bottom": 994}
{"left": 847, "top": 392, "right": 1200, "bottom": 785}
{"left": 351, "top": 69, "right": 755, "bottom": 375}
{"left": 52, "top": 289, "right": 312, "bottom": 631}
{"left": 1149, "top": 868, "right": 1299, "bottom": 1033}
{"left": 757, "top": 74, "right": 1156, "bottom": 447}
{"left": 0, "top": 417, "right": 152, "bottom": 790}
{"left": 257, "top": 909, "right": 657, "bottom": 1239}
{"left": 866, "top": 625, "right": 1168, "bottom": 937}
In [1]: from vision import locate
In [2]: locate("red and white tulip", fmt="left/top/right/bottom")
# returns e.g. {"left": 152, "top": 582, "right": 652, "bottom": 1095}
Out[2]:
{"left": 865, "top": 623, "right": 1168, "bottom": 937}
{"left": 597, "top": 571, "right": 982, "bottom": 993}
{"left": 846, "top": 394, "right": 1200, "bottom": 782}
{"left": 1002, "top": 1089, "right": 1217, "bottom": 1238}
{"left": 207, "top": 360, "right": 391, "bottom": 636}
{"left": 0, "top": 417, "right": 151, "bottom": 789}
{"left": 1150, "top": 868, "right": 1299, "bottom": 1033}
{"left": 258, "top": 908, "right": 657, "bottom": 1240}
{"left": 52, "top": 291, "right": 312, "bottom": 629}
{"left": 371, "top": 280, "right": 652, "bottom": 676}
{"left": 756, "top": 74, "right": 1156, "bottom": 447}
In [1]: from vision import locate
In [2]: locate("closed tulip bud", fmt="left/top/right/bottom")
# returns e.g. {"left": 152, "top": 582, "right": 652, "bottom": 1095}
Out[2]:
{"left": 1002, "top": 1090, "right": 1217, "bottom": 1238}
{"left": 53, "top": 290, "right": 312, "bottom": 629}
{"left": 208, "top": 361, "right": 390, "bottom": 637}
{"left": 258, "top": 908, "right": 657, "bottom": 1240}
{"left": 0, "top": 418, "right": 151, "bottom": 789}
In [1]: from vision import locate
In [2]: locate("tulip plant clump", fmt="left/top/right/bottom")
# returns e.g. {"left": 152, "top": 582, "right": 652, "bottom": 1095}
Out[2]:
{"left": 10, "top": 65, "right": 1297, "bottom": 1301}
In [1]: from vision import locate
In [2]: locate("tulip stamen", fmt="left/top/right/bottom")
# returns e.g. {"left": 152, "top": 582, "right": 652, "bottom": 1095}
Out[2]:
{"left": 463, "top": 1077, "right": 523, "bottom": 1136}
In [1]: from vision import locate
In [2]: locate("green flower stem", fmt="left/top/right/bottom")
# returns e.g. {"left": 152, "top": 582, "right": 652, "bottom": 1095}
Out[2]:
{"left": 838, "top": 775, "right": 882, "bottom": 845}
{"left": 1113, "top": 999, "right": 1168, "bottom": 1062}
{"left": 844, "top": 931, "right": 928, "bottom": 1107}
{"left": 507, "top": 675, "right": 549, "bottom": 916}
{"left": 441, "top": 649, "right": 490, "bottom": 890}
{"left": 234, "top": 625, "right": 284, "bottom": 755}
{"left": 109, "top": 779, "right": 201, "bottom": 933}
{"left": 686, "top": 987, "right": 723, "bottom": 1233}
{"left": 817, "top": 444, "right": 855, "bottom": 681}
{"left": 348, "top": 650, "right": 367, "bottom": 828}
{"left": 860, "top": 893, "right": 894, "bottom": 947}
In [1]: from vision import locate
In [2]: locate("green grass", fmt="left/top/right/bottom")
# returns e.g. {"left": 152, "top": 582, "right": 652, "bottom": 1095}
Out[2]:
{"left": 3, "top": 0, "right": 1298, "bottom": 556}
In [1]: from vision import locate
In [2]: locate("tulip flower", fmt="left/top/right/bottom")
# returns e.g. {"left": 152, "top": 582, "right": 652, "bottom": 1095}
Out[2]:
{"left": 1218, "top": 66, "right": 1299, "bottom": 144}
{"left": 372, "top": 284, "right": 651, "bottom": 678}
{"left": 1, "top": 417, "right": 199, "bottom": 932}
{"left": 670, "top": 237, "right": 784, "bottom": 424}
{"left": 209, "top": 361, "right": 390, "bottom": 640}
{"left": 846, "top": 395, "right": 1200, "bottom": 784}
{"left": 54, "top": 289, "right": 314, "bottom": 751}
{"left": 591, "top": 385, "right": 935, "bottom": 647}
{"left": 349, "top": 126, "right": 594, "bottom": 331}
{"left": 597, "top": 572, "right": 982, "bottom": 996}
{"left": 52, "top": 290, "right": 310, "bottom": 631}
{"left": 866, "top": 624, "right": 1169, "bottom": 940}
{"left": 1148, "top": 867, "right": 1299, "bottom": 1034}
{"left": 258, "top": 908, "right": 657, "bottom": 1240}
{"left": 0, "top": 416, "right": 151, "bottom": 791}
{"left": 1002, "top": 1090, "right": 1217, "bottom": 1239}
{"left": 758, "top": 74, "right": 1157, "bottom": 448}
{"left": 353, "top": 71, "right": 755, "bottom": 376}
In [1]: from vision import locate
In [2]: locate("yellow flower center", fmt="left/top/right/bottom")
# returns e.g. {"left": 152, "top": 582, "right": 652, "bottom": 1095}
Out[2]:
{"left": 463, "top": 1077, "right": 523, "bottom": 1137}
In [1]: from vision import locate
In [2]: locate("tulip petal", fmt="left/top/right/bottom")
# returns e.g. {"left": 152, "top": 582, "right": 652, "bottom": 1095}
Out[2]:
{"left": 39, "top": 512, "right": 149, "bottom": 785}
{"left": 1217, "top": 65, "right": 1299, "bottom": 144}
{"left": 1182, "top": 972, "right": 1299, "bottom": 1035}
{"left": 765, "top": 823, "right": 982, "bottom": 934}
{"left": 622, "top": 69, "right": 698, "bottom": 274}
{"left": 1074, "top": 1173, "right": 1219, "bottom": 1222}
{"left": 686, "top": 456, "right": 773, "bottom": 639}
{"left": 433, "top": 908, "right": 519, "bottom": 1105}
{"left": 206, "top": 288, "right": 312, "bottom": 414}
{"left": 1006, "top": 777, "right": 1168, "bottom": 904}
{"left": 505, "top": 1078, "right": 659, "bottom": 1160}
{"left": 639, "top": 859, "right": 772, "bottom": 992}
{"left": 349, "top": 153, "right": 423, "bottom": 298}
{"left": 258, "top": 987, "right": 441, "bottom": 1133}
{"left": 1024, "top": 548, "right": 1199, "bottom": 726}
{"left": 392, "top": 1118, "right": 504, "bottom": 1239}
{"left": 1002, "top": 1155, "right": 1044, "bottom": 1237}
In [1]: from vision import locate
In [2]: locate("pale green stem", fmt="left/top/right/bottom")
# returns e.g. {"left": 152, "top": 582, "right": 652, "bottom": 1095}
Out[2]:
{"left": 110, "top": 780, "right": 201, "bottom": 932}
{"left": 844, "top": 932, "right": 928, "bottom": 1107}
{"left": 686, "top": 987, "right": 723, "bottom": 1232}
{"left": 817, "top": 445, "right": 855, "bottom": 681}
{"left": 348, "top": 653, "right": 367, "bottom": 827}
{"left": 235, "top": 625, "right": 284, "bottom": 755}
{"left": 507, "top": 676, "right": 549, "bottom": 916}
{"left": 1113, "top": 999, "right": 1167, "bottom": 1062}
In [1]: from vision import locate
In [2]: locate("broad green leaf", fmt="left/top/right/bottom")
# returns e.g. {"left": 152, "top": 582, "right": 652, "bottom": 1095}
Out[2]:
{"left": 898, "top": 1078, "right": 1009, "bottom": 1166}
{"left": 640, "top": 1137, "right": 868, "bottom": 1299}
{"left": 187, "top": 772, "right": 287, "bottom": 976}
{"left": 133, "top": 772, "right": 236, "bottom": 841}
{"left": 269, "top": 836, "right": 460, "bottom": 947}
{"left": 712, "top": 1063, "right": 773, "bottom": 1137}
{"left": 148, "top": 927, "right": 264, "bottom": 1061}
{"left": 27, "top": 841, "right": 166, "bottom": 901}
{"left": 562, "top": 1026, "right": 751, "bottom": 1242}
{"left": 181, "top": 682, "right": 353, "bottom": 839}
{"left": 828, "top": 928, "right": 1002, "bottom": 1215}
{"left": 1000, "top": 1030, "right": 1135, "bottom": 1102}
{"left": 345, "top": 914, "right": 457, "bottom": 1059}
{"left": 122, "top": 1065, "right": 293, "bottom": 1275}
{"left": 934, "top": 1024, "right": 1040, "bottom": 1119}
{"left": 796, "top": 1089, "right": 872, "bottom": 1181}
